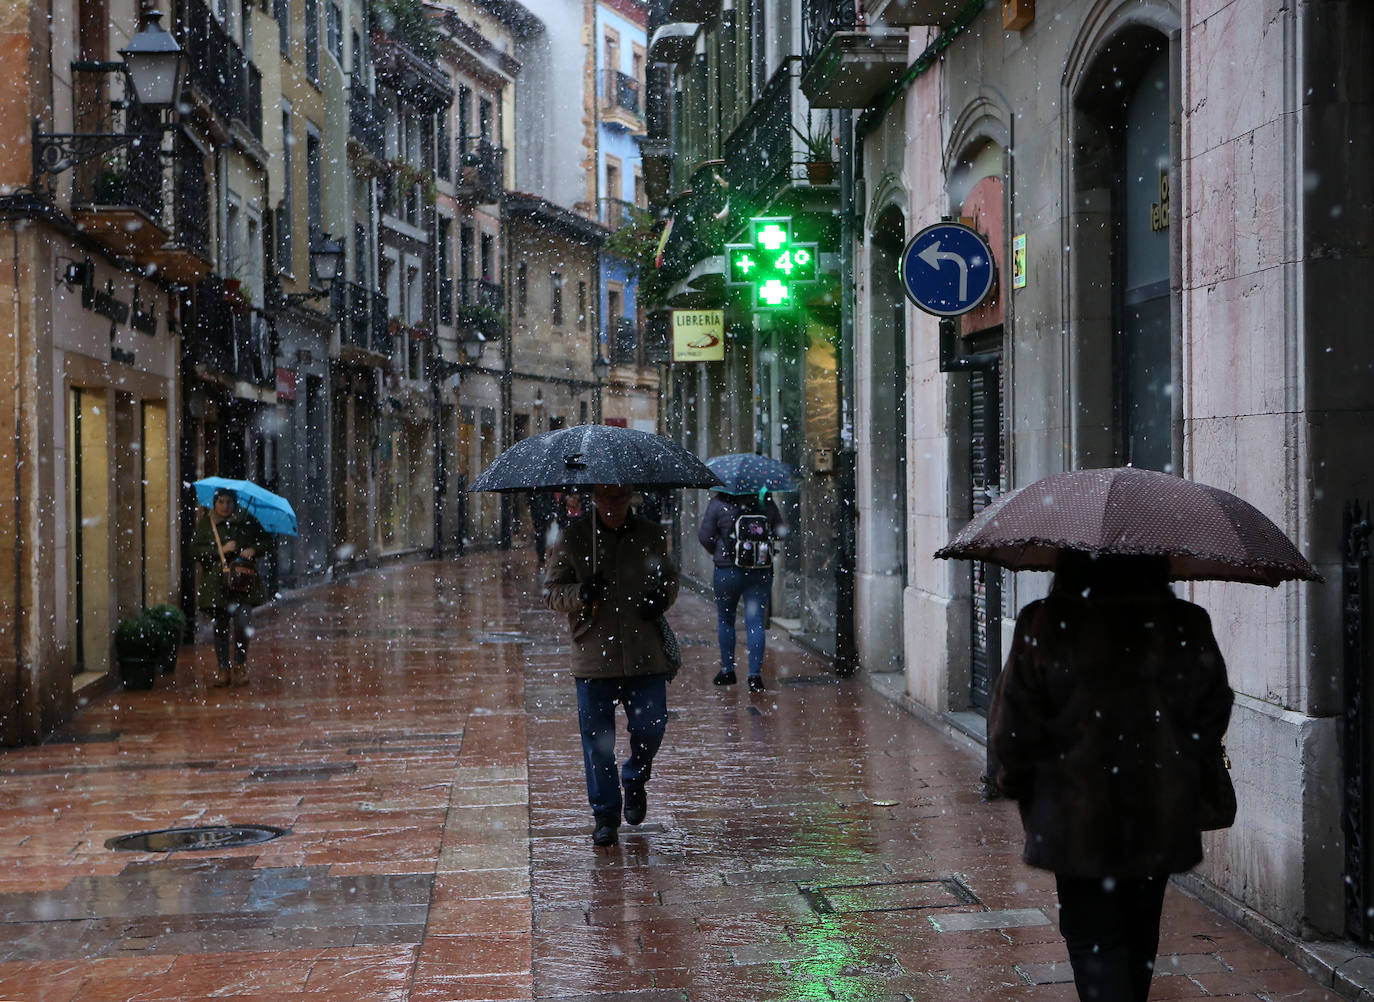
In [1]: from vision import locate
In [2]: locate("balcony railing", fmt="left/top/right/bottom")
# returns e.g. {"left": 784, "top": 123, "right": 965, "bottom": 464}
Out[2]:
{"left": 349, "top": 82, "right": 386, "bottom": 162}
{"left": 188, "top": 276, "right": 235, "bottom": 374}
{"left": 723, "top": 57, "right": 803, "bottom": 211}
{"left": 610, "top": 316, "right": 638, "bottom": 365}
{"left": 459, "top": 278, "right": 503, "bottom": 311}
{"left": 336, "top": 279, "right": 392, "bottom": 357}
{"left": 246, "top": 62, "right": 263, "bottom": 141}
{"left": 372, "top": 33, "right": 454, "bottom": 114}
{"left": 455, "top": 279, "right": 504, "bottom": 337}
{"left": 802, "top": 0, "right": 857, "bottom": 75}
{"left": 601, "top": 69, "right": 643, "bottom": 118}
{"left": 599, "top": 196, "right": 644, "bottom": 233}
{"left": 454, "top": 137, "right": 504, "bottom": 202}
{"left": 372, "top": 291, "right": 392, "bottom": 357}
{"left": 73, "top": 136, "right": 163, "bottom": 221}
{"left": 174, "top": 132, "right": 210, "bottom": 258}
{"left": 177, "top": 0, "right": 257, "bottom": 134}
{"left": 233, "top": 312, "right": 274, "bottom": 387}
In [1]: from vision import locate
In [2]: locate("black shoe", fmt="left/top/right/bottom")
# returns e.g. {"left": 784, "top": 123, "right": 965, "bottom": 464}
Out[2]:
{"left": 748, "top": 675, "right": 765, "bottom": 692}
{"left": 623, "top": 785, "right": 647, "bottom": 826}
{"left": 713, "top": 670, "right": 737, "bottom": 686}
{"left": 592, "top": 819, "right": 619, "bottom": 846}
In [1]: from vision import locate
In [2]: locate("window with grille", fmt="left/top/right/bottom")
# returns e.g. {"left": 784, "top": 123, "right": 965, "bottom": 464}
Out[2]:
{"left": 275, "top": 0, "right": 290, "bottom": 57}
{"left": 304, "top": 0, "right": 319, "bottom": 81}
{"left": 326, "top": 0, "right": 342, "bottom": 64}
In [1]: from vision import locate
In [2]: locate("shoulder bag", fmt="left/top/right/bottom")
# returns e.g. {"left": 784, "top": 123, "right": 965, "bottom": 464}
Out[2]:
{"left": 1197, "top": 745, "right": 1237, "bottom": 831}
{"left": 211, "top": 517, "right": 258, "bottom": 598}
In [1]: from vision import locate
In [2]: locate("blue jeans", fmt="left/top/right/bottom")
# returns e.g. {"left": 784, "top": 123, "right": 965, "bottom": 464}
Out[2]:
{"left": 574, "top": 675, "right": 668, "bottom": 823}
{"left": 713, "top": 566, "right": 772, "bottom": 677}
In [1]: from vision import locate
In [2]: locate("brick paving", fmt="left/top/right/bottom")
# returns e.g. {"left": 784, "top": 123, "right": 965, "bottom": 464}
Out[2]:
{"left": 0, "top": 550, "right": 1345, "bottom": 1001}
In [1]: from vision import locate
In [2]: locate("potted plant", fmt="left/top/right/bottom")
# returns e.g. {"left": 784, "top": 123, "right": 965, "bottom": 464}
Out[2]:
{"left": 793, "top": 117, "right": 836, "bottom": 185}
{"left": 458, "top": 301, "right": 506, "bottom": 338}
{"left": 145, "top": 604, "right": 188, "bottom": 675}
{"left": 113, "top": 611, "right": 162, "bottom": 690}
{"left": 91, "top": 168, "right": 129, "bottom": 204}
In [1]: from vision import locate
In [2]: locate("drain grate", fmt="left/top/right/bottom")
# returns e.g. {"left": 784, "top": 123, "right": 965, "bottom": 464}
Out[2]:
{"left": 106, "top": 824, "right": 287, "bottom": 852}
{"left": 474, "top": 631, "right": 531, "bottom": 644}
{"left": 781, "top": 675, "right": 845, "bottom": 687}
{"left": 801, "top": 877, "right": 980, "bottom": 915}
{"left": 250, "top": 762, "right": 357, "bottom": 781}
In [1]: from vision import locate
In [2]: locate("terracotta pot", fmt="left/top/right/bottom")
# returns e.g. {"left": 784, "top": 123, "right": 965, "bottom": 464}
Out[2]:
{"left": 805, "top": 161, "right": 835, "bottom": 185}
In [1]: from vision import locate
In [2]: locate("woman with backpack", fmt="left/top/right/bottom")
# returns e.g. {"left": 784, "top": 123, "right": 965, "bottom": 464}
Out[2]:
{"left": 697, "top": 491, "right": 785, "bottom": 691}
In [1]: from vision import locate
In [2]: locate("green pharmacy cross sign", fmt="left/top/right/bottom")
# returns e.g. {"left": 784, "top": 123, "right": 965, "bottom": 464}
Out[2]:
{"left": 727, "top": 217, "right": 818, "bottom": 311}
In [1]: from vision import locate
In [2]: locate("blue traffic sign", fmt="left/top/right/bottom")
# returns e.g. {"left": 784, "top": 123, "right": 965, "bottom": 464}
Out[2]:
{"left": 899, "top": 222, "right": 996, "bottom": 317}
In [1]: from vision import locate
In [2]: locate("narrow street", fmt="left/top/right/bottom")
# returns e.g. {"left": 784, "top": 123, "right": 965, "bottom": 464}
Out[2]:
{"left": 0, "top": 551, "right": 1342, "bottom": 1002}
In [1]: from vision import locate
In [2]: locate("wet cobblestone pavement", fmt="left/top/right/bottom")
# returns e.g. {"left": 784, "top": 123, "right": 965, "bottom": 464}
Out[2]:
{"left": 0, "top": 552, "right": 1343, "bottom": 1001}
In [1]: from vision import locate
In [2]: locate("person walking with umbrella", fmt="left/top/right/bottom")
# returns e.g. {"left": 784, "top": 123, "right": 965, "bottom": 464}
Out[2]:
{"left": 190, "top": 488, "right": 269, "bottom": 687}
{"left": 698, "top": 454, "right": 794, "bottom": 691}
{"left": 938, "top": 467, "right": 1321, "bottom": 1002}
{"left": 543, "top": 483, "right": 679, "bottom": 847}
{"left": 470, "top": 424, "right": 720, "bottom": 847}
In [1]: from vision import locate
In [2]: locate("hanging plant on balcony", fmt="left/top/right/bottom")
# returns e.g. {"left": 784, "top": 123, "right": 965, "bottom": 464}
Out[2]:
{"left": 604, "top": 213, "right": 671, "bottom": 311}
{"left": 92, "top": 167, "right": 129, "bottom": 205}
{"left": 389, "top": 158, "right": 438, "bottom": 207}
{"left": 458, "top": 300, "right": 505, "bottom": 337}
{"left": 369, "top": 0, "right": 440, "bottom": 58}
{"left": 793, "top": 117, "right": 836, "bottom": 184}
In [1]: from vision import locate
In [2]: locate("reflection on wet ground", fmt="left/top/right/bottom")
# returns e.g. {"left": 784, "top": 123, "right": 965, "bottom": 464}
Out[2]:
{"left": 0, "top": 551, "right": 1340, "bottom": 1000}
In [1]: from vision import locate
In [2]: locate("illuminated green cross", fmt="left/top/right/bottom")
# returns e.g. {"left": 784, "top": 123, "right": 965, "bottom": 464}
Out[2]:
{"left": 725, "top": 216, "right": 819, "bottom": 311}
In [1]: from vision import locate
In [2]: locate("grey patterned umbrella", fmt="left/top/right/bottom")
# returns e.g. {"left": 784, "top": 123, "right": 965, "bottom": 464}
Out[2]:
{"left": 934, "top": 467, "right": 1322, "bottom": 586}
{"left": 469, "top": 424, "right": 720, "bottom": 493}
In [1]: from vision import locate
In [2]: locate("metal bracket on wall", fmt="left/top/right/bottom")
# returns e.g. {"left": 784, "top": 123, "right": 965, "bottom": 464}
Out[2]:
{"left": 938, "top": 317, "right": 999, "bottom": 373}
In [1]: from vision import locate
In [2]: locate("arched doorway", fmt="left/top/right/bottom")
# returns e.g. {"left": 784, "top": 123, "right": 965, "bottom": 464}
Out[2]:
{"left": 1069, "top": 27, "right": 1178, "bottom": 471}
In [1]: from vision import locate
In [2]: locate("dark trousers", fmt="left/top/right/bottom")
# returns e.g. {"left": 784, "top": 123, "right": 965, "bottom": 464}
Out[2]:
{"left": 713, "top": 566, "right": 772, "bottom": 677}
{"left": 1056, "top": 873, "right": 1168, "bottom": 1002}
{"left": 211, "top": 605, "right": 251, "bottom": 668}
{"left": 574, "top": 675, "right": 668, "bottom": 824}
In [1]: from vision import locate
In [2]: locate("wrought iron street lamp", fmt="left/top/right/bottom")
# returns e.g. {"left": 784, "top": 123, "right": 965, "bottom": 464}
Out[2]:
{"left": 270, "top": 233, "right": 345, "bottom": 313}
{"left": 118, "top": 12, "right": 185, "bottom": 108}
{"left": 591, "top": 353, "right": 611, "bottom": 424}
{"left": 32, "top": 12, "right": 186, "bottom": 183}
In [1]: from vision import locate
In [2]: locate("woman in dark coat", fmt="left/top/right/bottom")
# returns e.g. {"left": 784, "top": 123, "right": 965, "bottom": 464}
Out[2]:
{"left": 989, "top": 553, "right": 1234, "bottom": 1002}
{"left": 190, "top": 489, "right": 269, "bottom": 687}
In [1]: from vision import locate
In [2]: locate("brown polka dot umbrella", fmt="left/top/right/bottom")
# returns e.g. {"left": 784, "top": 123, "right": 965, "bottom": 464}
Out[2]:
{"left": 934, "top": 467, "right": 1321, "bottom": 586}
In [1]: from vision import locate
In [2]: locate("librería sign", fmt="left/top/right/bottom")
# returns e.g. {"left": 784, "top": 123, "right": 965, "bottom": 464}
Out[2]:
{"left": 671, "top": 310, "right": 725, "bottom": 362}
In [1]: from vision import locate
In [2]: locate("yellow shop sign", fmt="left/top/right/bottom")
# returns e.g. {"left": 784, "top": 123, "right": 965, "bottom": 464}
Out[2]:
{"left": 672, "top": 310, "right": 725, "bottom": 362}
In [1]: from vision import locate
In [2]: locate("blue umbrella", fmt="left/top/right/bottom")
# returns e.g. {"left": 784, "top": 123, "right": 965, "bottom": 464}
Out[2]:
{"left": 192, "top": 477, "right": 298, "bottom": 536}
{"left": 705, "top": 453, "right": 799, "bottom": 495}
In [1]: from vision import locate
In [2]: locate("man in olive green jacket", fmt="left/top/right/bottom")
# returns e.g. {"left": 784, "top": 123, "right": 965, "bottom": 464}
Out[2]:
{"left": 544, "top": 484, "right": 679, "bottom": 847}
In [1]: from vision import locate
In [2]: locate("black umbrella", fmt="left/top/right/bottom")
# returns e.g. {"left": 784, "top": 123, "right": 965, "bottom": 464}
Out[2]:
{"left": 468, "top": 424, "right": 720, "bottom": 493}
{"left": 934, "top": 466, "right": 1322, "bottom": 587}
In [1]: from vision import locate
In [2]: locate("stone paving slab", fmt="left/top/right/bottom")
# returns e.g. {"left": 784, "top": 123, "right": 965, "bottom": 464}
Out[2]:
{"left": 0, "top": 551, "right": 1358, "bottom": 1001}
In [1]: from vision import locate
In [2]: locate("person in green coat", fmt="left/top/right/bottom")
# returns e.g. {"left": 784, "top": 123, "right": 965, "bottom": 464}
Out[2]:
{"left": 190, "top": 488, "right": 269, "bottom": 686}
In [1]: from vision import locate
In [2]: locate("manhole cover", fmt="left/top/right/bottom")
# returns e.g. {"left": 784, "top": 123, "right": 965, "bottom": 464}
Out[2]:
{"left": 106, "top": 824, "right": 287, "bottom": 852}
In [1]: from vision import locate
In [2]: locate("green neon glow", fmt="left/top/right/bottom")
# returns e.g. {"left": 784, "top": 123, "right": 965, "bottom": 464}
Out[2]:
{"left": 759, "top": 279, "right": 789, "bottom": 306}
{"left": 757, "top": 223, "right": 788, "bottom": 251}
